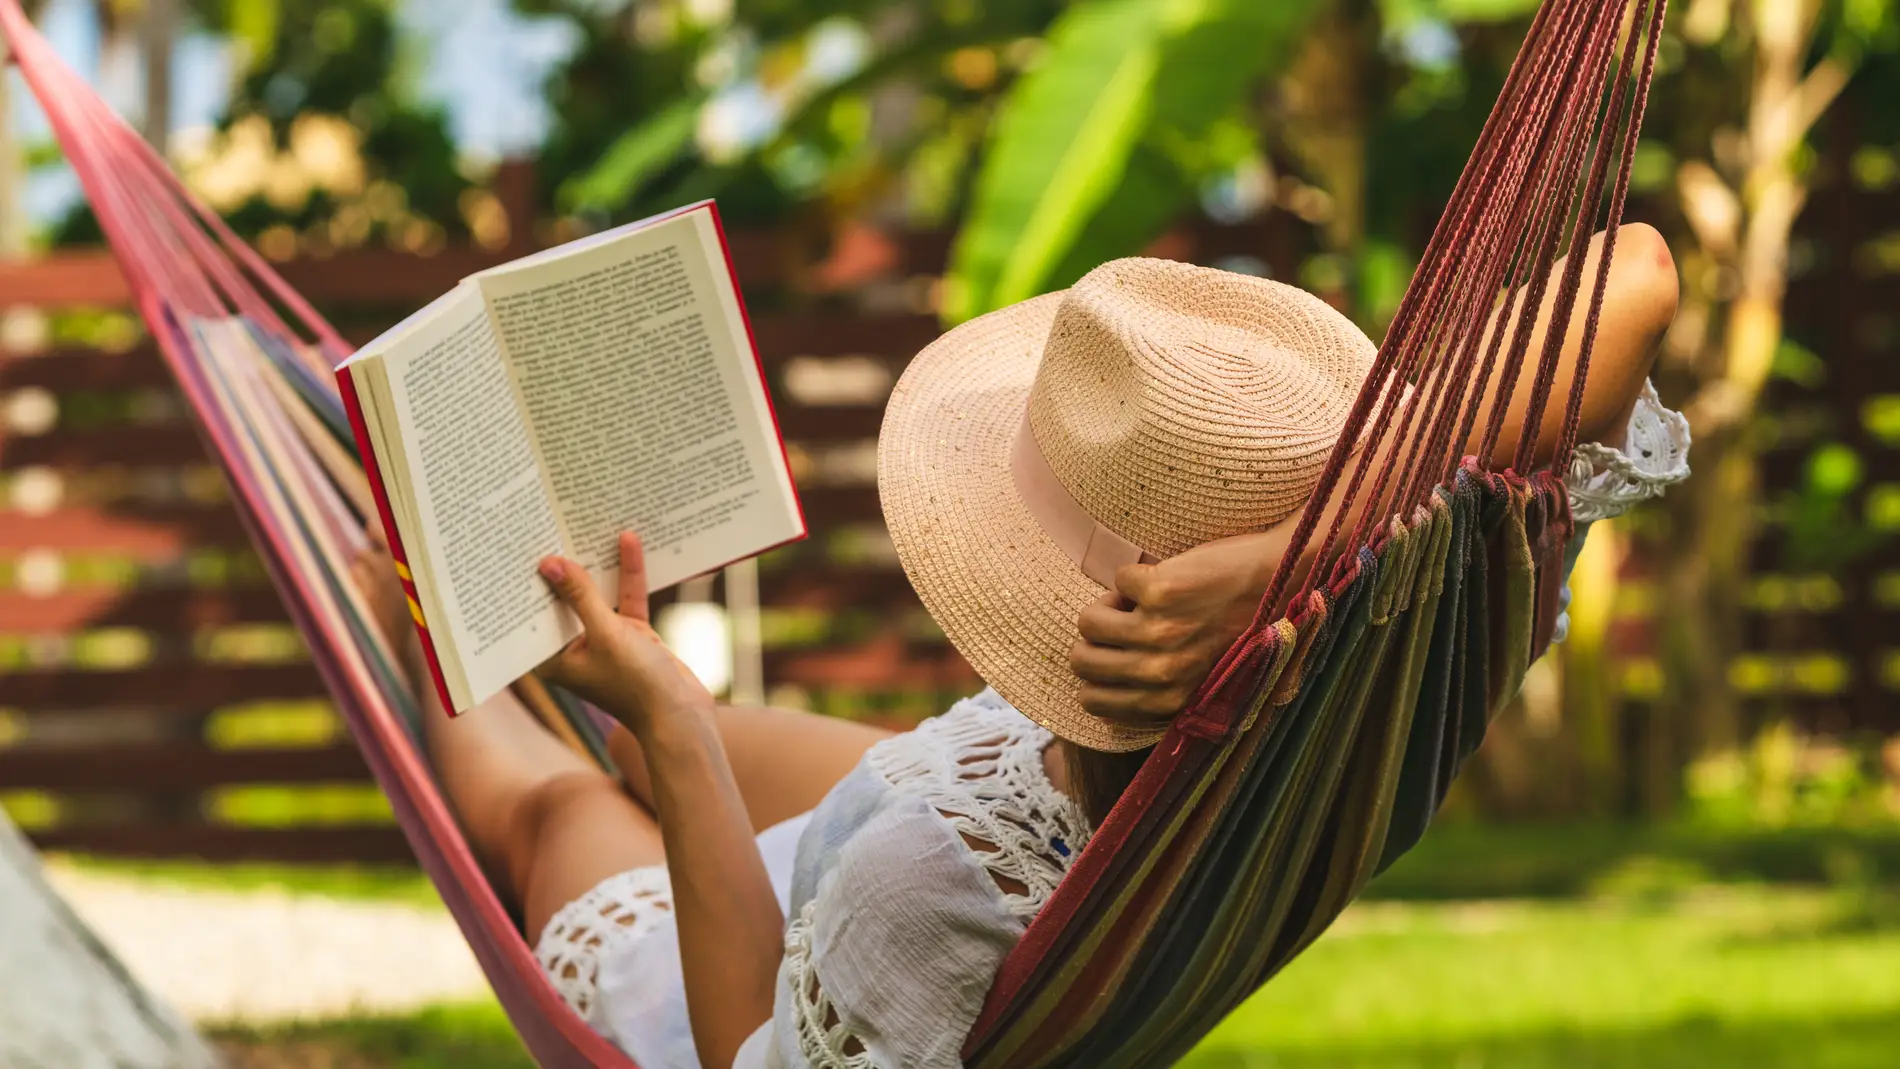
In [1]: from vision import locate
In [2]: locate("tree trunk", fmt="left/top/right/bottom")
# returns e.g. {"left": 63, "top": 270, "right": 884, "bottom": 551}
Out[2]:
{"left": 0, "top": 815, "right": 221, "bottom": 1069}
{"left": 1642, "top": 0, "right": 1852, "bottom": 812}
{"left": 141, "top": 0, "right": 176, "bottom": 151}
{"left": 1273, "top": 0, "right": 1372, "bottom": 309}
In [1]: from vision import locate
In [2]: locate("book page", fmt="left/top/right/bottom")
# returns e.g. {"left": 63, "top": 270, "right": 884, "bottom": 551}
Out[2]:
{"left": 481, "top": 200, "right": 707, "bottom": 275}
{"left": 476, "top": 207, "right": 802, "bottom": 596}
{"left": 378, "top": 286, "right": 580, "bottom": 708}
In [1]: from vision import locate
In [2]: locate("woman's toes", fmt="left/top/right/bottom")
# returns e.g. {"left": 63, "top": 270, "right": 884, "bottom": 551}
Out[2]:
{"left": 347, "top": 543, "right": 413, "bottom": 655}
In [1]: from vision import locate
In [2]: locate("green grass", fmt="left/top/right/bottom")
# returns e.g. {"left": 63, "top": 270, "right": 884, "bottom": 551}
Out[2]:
{"left": 214, "top": 1003, "right": 528, "bottom": 1069}
{"left": 203, "top": 882, "right": 1900, "bottom": 1069}
{"left": 149, "top": 823, "right": 1900, "bottom": 1067}
{"left": 1183, "top": 886, "right": 1900, "bottom": 1069}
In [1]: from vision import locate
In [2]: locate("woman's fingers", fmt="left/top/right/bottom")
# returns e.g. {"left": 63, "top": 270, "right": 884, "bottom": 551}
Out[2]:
{"left": 616, "top": 532, "right": 651, "bottom": 622}
{"left": 1077, "top": 592, "right": 1163, "bottom": 649}
{"left": 530, "top": 535, "right": 718, "bottom": 731}
{"left": 539, "top": 556, "right": 616, "bottom": 635}
{"left": 1070, "top": 640, "right": 1191, "bottom": 689}
{"left": 1077, "top": 682, "right": 1188, "bottom": 723}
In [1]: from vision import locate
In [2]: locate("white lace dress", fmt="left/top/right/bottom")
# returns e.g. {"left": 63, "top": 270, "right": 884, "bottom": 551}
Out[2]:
{"left": 533, "top": 385, "right": 1691, "bottom": 1069}
{"left": 534, "top": 689, "right": 1084, "bottom": 1069}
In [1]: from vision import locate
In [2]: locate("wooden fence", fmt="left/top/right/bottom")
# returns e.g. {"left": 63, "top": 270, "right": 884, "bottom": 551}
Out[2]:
{"left": 0, "top": 163, "right": 1893, "bottom": 860}
{"left": 0, "top": 204, "right": 1314, "bottom": 861}
{"left": 1605, "top": 125, "right": 1900, "bottom": 742}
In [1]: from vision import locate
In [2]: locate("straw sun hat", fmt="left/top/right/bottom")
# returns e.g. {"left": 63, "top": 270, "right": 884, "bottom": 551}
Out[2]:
{"left": 878, "top": 257, "right": 1378, "bottom": 752}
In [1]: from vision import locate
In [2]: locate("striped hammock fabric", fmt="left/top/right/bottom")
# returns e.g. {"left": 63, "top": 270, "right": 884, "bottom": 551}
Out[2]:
{"left": 0, "top": 0, "right": 1664, "bottom": 1063}
{"left": 966, "top": 1, "right": 1667, "bottom": 1062}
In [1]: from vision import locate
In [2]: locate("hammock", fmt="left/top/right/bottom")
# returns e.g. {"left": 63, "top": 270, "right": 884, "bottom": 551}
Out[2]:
{"left": 0, "top": 0, "right": 1664, "bottom": 1063}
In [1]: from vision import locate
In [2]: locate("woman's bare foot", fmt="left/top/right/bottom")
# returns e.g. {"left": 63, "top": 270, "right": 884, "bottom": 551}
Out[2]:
{"left": 348, "top": 525, "right": 419, "bottom": 670}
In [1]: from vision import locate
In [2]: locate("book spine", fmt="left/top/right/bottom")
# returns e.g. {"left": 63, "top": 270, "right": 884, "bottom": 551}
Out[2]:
{"left": 336, "top": 364, "right": 461, "bottom": 717}
{"left": 705, "top": 200, "right": 809, "bottom": 545}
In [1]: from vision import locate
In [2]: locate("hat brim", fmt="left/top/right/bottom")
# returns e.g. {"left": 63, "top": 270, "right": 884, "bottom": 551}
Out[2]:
{"left": 878, "top": 292, "right": 1162, "bottom": 752}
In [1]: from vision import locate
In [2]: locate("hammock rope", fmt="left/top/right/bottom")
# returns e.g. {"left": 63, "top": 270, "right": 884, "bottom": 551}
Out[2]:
{"left": 966, "top": 1, "right": 1665, "bottom": 1063}
{"left": 0, "top": 8, "right": 627, "bottom": 1065}
{"left": 0, "top": 0, "right": 1665, "bottom": 1064}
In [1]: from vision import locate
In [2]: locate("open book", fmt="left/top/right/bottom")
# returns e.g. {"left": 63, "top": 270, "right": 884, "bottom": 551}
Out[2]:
{"left": 337, "top": 201, "right": 804, "bottom": 716}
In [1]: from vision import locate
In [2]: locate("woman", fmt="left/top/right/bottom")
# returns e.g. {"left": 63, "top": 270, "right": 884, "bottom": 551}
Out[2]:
{"left": 354, "top": 225, "right": 1688, "bottom": 1069}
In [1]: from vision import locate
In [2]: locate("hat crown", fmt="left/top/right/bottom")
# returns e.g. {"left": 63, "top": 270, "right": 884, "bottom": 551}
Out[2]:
{"left": 1024, "top": 258, "right": 1377, "bottom": 559}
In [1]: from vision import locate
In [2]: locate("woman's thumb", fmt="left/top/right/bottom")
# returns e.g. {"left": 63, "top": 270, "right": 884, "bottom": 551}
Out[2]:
{"left": 539, "top": 556, "right": 614, "bottom": 634}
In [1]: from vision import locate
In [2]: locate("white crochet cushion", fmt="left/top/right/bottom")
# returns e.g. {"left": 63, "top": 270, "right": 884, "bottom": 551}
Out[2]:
{"left": 1567, "top": 379, "right": 1692, "bottom": 524}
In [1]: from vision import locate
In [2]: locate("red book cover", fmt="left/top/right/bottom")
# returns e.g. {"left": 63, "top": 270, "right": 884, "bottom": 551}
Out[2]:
{"left": 704, "top": 200, "right": 809, "bottom": 543}
{"left": 336, "top": 366, "right": 460, "bottom": 717}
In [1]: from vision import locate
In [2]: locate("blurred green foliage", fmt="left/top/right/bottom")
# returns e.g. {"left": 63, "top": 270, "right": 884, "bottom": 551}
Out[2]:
{"left": 1781, "top": 440, "right": 1890, "bottom": 573}
{"left": 942, "top": 0, "right": 1324, "bottom": 321}
{"left": 38, "top": 1, "right": 1672, "bottom": 331}
{"left": 518, "top": 0, "right": 1070, "bottom": 228}
{"left": 209, "top": 0, "right": 472, "bottom": 239}
{"left": 511, "top": 0, "right": 1578, "bottom": 326}
{"left": 1686, "top": 722, "right": 1900, "bottom": 832}
{"left": 54, "top": 0, "right": 472, "bottom": 246}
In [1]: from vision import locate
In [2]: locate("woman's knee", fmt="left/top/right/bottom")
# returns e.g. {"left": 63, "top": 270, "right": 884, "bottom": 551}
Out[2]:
{"left": 505, "top": 771, "right": 632, "bottom": 888}
{"left": 608, "top": 705, "right": 889, "bottom": 834}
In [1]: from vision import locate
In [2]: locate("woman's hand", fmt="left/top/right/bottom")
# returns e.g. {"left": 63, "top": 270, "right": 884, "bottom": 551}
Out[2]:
{"left": 537, "top": 532, "right": 713, "bottom": 737}
{"left": 541, "top": 532, "right": 781, "bottom": 1068}
{"left": 1070, "top": 531, "right": 1276, "bottom": 727}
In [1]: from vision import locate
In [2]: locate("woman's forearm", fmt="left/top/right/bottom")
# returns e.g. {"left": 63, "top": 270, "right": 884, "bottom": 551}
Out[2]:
{"left": 1460, "top": 223, "right": 1674, "bottom": 467}
{"left": 1295, "top": 226, "right": 1674, "bottom": 551}
{"left": 635, "top": 710, "right": 783, "bottom": 1069}
{"left": 530, "top": 542, "right": 785, "bottom": 1066}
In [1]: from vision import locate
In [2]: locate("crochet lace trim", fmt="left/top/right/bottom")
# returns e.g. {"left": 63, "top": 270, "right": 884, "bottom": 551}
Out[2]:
{"left": 533, "top": 692, "right": 1086, "bottom": 1063}
{"left": 784, "top": 902, "right": 875, "bottom": 1069}
{"left": 786, "top": 693, "right": 1091, "bottom": 1068}
{"left": 534, "top": 866, "right": 674, "bottom": 1026}
{"left": 866, "top": 692, "right": 1093, "bottom": 918}
{"left": 1567, "top": 380, "right": 1691, "bottom": 524}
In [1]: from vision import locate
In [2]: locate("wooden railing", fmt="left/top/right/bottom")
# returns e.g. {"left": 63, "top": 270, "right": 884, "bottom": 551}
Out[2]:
{"left": 1, "top": 177, "right": 1894, "bottom": 860}
{"left": 0, "top": 212, "right": 1318, "bottom": 860}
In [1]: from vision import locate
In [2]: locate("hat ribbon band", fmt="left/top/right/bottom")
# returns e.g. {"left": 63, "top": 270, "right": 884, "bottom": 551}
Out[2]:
{"left": 1011, "top": 415, "right": 1158, "bottom": 588}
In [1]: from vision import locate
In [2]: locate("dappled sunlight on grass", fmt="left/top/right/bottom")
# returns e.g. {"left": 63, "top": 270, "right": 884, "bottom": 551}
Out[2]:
{"left": 1185, "top": 1013, "right": 1900, "bottom": 1069}
{"left": 195, "top": 884, "right": 1900, "bottom": 1069}
{"left": 1185, "top": 885, "right": 1900, "bottom": 1069}
{"left": 146, "top": 823, "right": 1900, "bottom": 1067}
{"left": 214, "top": 1003, "right": 528, "bottom": 1069}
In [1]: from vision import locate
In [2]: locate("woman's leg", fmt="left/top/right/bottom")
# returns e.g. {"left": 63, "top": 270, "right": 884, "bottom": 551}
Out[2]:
{"left": 1469, "top": 222, "right": 1676, "bottom": 466}
{"left": 430, "top": 684, "right": 671, "bottom": 939}
{"left": 351, "top": 545, "right": 666, "bottom": 940}
{"left": 606, "top": 705, "right": 893, "bottom": 833}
